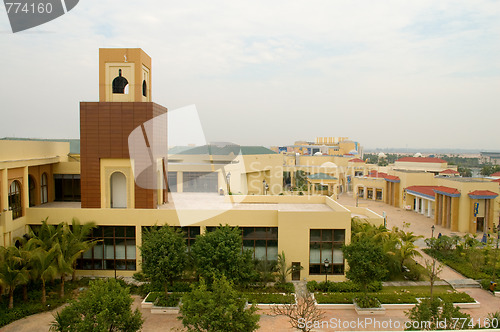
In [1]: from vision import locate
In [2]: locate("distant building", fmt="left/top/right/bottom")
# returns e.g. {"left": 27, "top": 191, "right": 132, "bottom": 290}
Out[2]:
{"left": 480, "top": 152, "right": 500, "bottom": 165}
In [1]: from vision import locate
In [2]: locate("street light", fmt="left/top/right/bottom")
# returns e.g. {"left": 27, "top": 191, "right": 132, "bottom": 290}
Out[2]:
{"left": 263, "top": 179, "right": 268, "bottom": 195}
{"left": 431, "top": 225, "right": 435, "bottom": 238}
{"left": 324, "top": 258, "right": 330, "bottom": 283}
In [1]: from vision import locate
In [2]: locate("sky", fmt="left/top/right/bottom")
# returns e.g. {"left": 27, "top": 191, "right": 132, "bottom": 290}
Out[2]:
{"left": 1, "top": 0, "right": 499, "bottom": 151}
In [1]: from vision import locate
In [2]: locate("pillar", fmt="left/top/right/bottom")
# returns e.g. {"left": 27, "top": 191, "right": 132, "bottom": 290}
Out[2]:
{"left": 427, "top": 200, "right": 432, "bottom": 218}
{"left": 177, "top": 171, "right": 183, "bottom": 193}
{"left": 1, "top": 169, "right": 8, "bottom": 212}
{"left": 435, "top": 194, "right": 441, "bottom": 226}
{"left": 415, "top": 197, "right": 420, "bottom": 212}
{"left": 421, "top": 199, "right": 426, "bottom": 215}
{"left": 450, "top": 197, "right": 459, "bottom": 231}
{"left": 22, "top": 166, "right": 29, "bottom": 217}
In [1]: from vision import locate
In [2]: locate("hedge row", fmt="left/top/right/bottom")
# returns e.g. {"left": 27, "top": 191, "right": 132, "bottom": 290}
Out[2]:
{"left": 307, "top": 280, "right": 382, "bottom": 293}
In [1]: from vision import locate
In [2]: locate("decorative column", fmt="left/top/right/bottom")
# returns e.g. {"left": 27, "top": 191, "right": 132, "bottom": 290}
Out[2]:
{"left": 427, "top": 200, "right": 432, "bottom": 218}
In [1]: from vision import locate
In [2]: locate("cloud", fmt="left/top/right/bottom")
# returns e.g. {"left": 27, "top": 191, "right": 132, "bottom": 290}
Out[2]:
{"left": 0, "top": 0, "right": 499, "bottom": 150}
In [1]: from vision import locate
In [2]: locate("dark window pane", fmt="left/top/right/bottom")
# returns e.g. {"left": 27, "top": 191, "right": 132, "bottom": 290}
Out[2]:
{"left": 334, "top": 230, "right": 345, "bottom": 242}
{"left": 322, "top": 230, "right": 333, "bottom": 242}
{"left": 254, "top": 227, "right": 267, "bottom": 239}
{"left": 104, "top": 227, "right": 114, "bottom": 238}
{"left": 242, "top": 227, "right": 255, "bottom": 239}
{"left": 267, "top": 227, "right": 278, "bottom": 239}
{"left": 309, "top": 265, "right": 321, "bottom": 275}
{"left": 310, "top": 229, "right": 321, "bottom": 241}
{"left": 127, "top": 261, "right": 137, "bottom": 270}
{"left": 125, "top": 226, "right": 135, "bottom": 238}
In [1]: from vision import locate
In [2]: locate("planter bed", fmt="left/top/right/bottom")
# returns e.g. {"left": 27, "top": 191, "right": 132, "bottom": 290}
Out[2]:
{"left": 244, "top": 293, "right": 296, "bottom": 306}
{"left": 142, "top": 292, "right": 182, "bottom": 314}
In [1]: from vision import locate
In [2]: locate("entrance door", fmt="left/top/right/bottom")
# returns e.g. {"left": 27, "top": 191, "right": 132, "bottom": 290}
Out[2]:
{"left": 476, "top": 217, "right": 485, "bottom": 233}
{"left": 111, "top": 172, "right": 127, "bottom": 208}
{"left": 291, "top": 262, "right": 301, "bottom": 281}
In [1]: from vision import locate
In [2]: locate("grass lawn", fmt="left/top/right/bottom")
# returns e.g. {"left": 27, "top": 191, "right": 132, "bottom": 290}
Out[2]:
{"left": 386, "top": 258, "right": 436, "bottom": 282}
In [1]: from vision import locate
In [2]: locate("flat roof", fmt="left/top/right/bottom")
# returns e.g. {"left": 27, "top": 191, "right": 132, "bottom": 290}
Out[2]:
{"left": 31, "top": 193, "right": 335, "bottom": 212}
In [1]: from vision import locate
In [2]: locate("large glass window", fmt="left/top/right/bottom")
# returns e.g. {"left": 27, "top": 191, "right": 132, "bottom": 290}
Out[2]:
{"left": 54, "top": 174, "right": 80, "bottom": 201}
{"left": 182, "top": 172, "right": 218, "bottom": 192}
{"left": 8, "top": 180, "right": 22, "bottom": 219}
{"left": 77, "top": 226, "right": 136, "bottom": 271}
{"left": 40, "top": 173, "right": 48, "bottom": 204}
{"left": 206, "top": 226, "right": 278, "bottom": 261}
{"left": 167, "top": 172, "right": 177, "bottom": 192}
{"left": 309, "top": 229, "right": 345, "bottom": 275}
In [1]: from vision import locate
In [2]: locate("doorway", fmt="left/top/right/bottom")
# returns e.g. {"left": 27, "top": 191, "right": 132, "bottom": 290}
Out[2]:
{"left": 291, "top": 262, "right": 301, "bottom": 281}
{"left": 476, "top": 217, "right": 485, "bottom": 233}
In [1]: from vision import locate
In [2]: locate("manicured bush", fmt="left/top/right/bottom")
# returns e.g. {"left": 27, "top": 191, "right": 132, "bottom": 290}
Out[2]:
{"left": 240, "top": 282, "right": 295, "bottom": 294}
{"left": 155, "top": 293, "right": 182, "bottom": 307}
{"left": 439, "top": 292, "right": 475, "bottom": 303}
{"left": 355, "top": 295, "right": 381, "bottom": 308}
{"left": 314, "top": 292, "right": 356, "bottom": 304}
{"left": 307, "top": 280, "right": 382, "bottom": 293}
{"left": 375, "top": 293, "right": 418, "bottom": 304}
{"left": 244, "top": 293, "right": 295, "bottom": 304}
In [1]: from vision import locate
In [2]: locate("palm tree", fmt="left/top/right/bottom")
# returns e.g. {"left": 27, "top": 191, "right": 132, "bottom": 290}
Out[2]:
{"left": 66, "top": 219, "right": 97, "bottom": 282}
{"left": 398, "top": 230, "right": 423, "bottom": 270}
{"left": 0, "top": 246, "right": 29, "bottom": 309}
{"left": 29, "top": 244, "right": 58, "bottom": 305}
{"left": 57, "top": 220, "right": 96, "bottom": 297}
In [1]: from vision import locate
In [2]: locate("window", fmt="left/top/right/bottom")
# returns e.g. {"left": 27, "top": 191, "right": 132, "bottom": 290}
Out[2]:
{"left": 142, "top": 80, "right": 147, "bottom": 97}
{"left": 206, "top": 226, "right": 278, "bottom": 261}
{"left": 242, "top": 227, "right": 278, "bottom": 261}
{"left": 40, "top": 173, "right": 48, "bottom": 204}
{"left": 54, "top": 174, "right": 80, "bottom": 201}
{"left": 376, "top": 189, "right": 383, "bottom": 201}
{"left": 167, "top": 172, "right": 177, "bottom": 192}
{"left": 183, "top": 172, "right": 218, "bottom": 193}
{"left": 367, "top": 188, "right": 373, "bottom": 199}
{"left": 77, "top": 226, "right": 136, "bottom": 271}
{"left": 309, "top": 229, "right": 345, "bottom": 275}
{"left": 112, "top": 69, "right": 128, "bottom": 94}
{"left": 28, "top": 175, "right": 36, "bottom": 207}
{"left": 358, "top": 187, "right": 364, "bottom": 197}
{"left": 8, "top": 180, "right": 22, "bottom": 219}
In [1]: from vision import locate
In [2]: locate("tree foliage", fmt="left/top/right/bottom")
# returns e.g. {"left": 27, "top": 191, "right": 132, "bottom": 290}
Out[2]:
{"left": 405, "top": 298, "right": 474, "bottom": 330}
{"left": 179, "top": 276, "right": 260, "bottom": 332}
{"left": 342, "top": 237, "right": 388, "bottom": 292}
{"left": 50, "top": 278, "right": 143, "bottom": 332}
{"left": 191, "top": 225, "right": 256, "bottom": 285}
{"left": 140, "top": 225, "right": 187, "bottom": 295}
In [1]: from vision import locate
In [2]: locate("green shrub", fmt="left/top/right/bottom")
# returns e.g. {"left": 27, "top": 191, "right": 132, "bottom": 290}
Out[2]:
{"left": 144, "top": 292, "right": 160, "bottom": 303}
{"left": 375, "top": 293, "right": 418, "bottom": 304}
{"left": 155, "top": 293, "right": 182, "bottom": 307}
{"left": 307, "top": 280, "right": 382, "bottom": 293}
{"left": 314, "top": 292, "right": 356, "bottom": 304}
{"left": 439, "top": 292, "right": 475, "bottom": 303}
{"left": 240, "top": 282, "right": 294, "bottom": 294}
{"left": 170, "top": 281, "right": 192, "bottom": 292}
{"left": 244, "top": 293, "right": 295, "bottom": 304}
{"left": 355, "top": 295, "right": 381, "bottom": 308}
{"left": 274, "top": 282, "right": 295, "bottom": 294}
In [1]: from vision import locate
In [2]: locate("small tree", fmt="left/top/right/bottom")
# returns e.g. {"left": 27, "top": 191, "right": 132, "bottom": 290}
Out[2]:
{"left": 179, "top": 276, "right": 260, "bottom": 332}
{"left": 405, "top": 298, "right": 474, "bottom": 330}
{"left": 191, "top": 225, "right": 256, "bottom": 285}
{"left": 271, "top": 292, "right": 324, "bottom": 332}
{"left": 50, "top": 278, "right": 143, "bottom": 332}
{"left": 342, "top": 237, "right": 388, "bottom": 293}
{"left": 140, "top": 225, "right": 187, "bottom": 296}
{"left": 423, "top": 259, "right": 443, "bottom": 300}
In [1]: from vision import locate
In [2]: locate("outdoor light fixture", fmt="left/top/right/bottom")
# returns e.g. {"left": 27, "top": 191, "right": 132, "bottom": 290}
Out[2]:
{"left": 324, "top": 258, "right": 330, "bottom": 283}
{"left": 226, "top": 172, "right": 231, "bottom": 194}
{"left": 431, "top": 225, "right": 435, "bottom": 238}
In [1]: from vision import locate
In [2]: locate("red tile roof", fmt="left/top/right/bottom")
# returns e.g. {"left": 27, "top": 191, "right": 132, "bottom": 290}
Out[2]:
{"left": 434, "top": 186, "right": 460, "bottom": 195}
{"left": 491, "top": 171, "right": 500, "bottom": 177}
{"left": 368, "top": 170, "right": 387, "bottom": 178}
{"left": 468, "top": 190, "right": 498, "bottom": 197}
{"left": 406, "top": 186, "right": 439, "bottom": 197}
{"left": 396, "top": 157, "right": 447, "bottom": 163}
{"left": 440, "top": 169, "right": 460, "bottom": 175}
{"left": 384, "top": 175, "right": 401, "bottom": 182}
{"left": 349, "top": 158, "right": 365, "bottom": 163}
{"left": 492, "top": 179, "right": 500, "bottom": 184}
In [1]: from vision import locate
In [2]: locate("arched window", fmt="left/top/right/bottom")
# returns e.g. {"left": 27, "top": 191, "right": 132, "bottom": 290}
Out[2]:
{"left": 112, "top": 69, "right": 129, "bottom": 94}
{"left": 110, "top": 172, "right": 127, "bottom": 208}
{"left": 9, "top": 180, "right": 22, "bottom": 219}
{"left": 142, "top": 80, "right": 147, "bottom": 97}
{"left": 41, "top": 173, "right": 48, "bottom": 204}
{"left": 28, "top": 175, "right": 36, "bottom": 207}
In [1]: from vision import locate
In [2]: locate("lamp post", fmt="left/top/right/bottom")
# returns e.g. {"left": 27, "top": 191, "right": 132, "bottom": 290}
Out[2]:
{"left": 431, "top": 225, "right": 435, "bottom": 238}
{"left": 324, "top": 258, "right": 330, "bottom": 283}
{"left": 226, "top": 172, "right": 231, "bottom": 194}
{"left": 263, "top": 179, "right": 268, "bottom": 195}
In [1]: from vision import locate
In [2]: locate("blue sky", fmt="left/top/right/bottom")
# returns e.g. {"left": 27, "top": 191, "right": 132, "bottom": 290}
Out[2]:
{"left": 1, "top": 0, "right": 499, "bottom": 150}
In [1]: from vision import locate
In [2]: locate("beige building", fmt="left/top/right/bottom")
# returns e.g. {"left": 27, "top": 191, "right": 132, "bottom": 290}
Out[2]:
{"left": 0, "top": 48, "right": 384, "bottom": 282}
